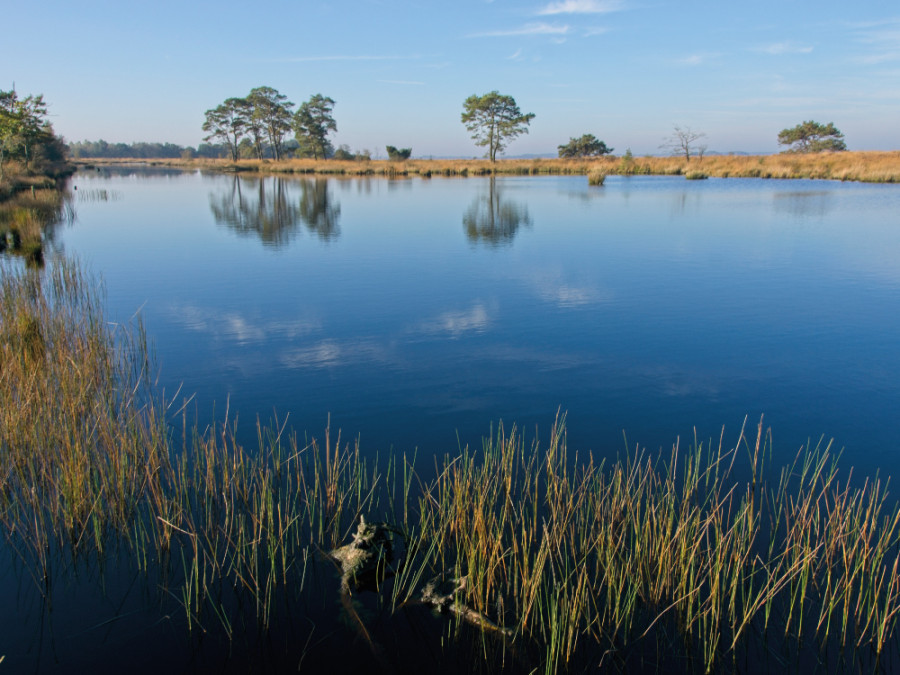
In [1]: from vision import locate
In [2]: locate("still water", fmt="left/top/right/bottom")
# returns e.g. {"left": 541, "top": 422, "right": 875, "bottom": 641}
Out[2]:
{"left": 59, "top": 167, "right": 900, "bottom": 475}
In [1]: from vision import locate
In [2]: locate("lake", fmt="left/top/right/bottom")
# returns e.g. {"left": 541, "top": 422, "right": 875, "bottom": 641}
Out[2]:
{"left": 6, "top": 165, "right": 900, "bottom": 672}
{"left": 55, "top": 167, "right": 900, "bottom": 474}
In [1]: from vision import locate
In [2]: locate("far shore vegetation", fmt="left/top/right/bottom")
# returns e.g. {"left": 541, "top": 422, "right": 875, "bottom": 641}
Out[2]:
{"left": 73, "top": 151, "right": 900, "bottom": 184}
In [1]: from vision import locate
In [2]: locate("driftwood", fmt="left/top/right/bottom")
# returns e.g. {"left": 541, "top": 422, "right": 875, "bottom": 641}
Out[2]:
{"left": 420, "top": 574, "right": 512, "bottom": 637}
{"left": 330, "top": 516, "right": 511, "bottom": 635}
{"left": 329, "top": 516, "right": 401, "bottom": 593}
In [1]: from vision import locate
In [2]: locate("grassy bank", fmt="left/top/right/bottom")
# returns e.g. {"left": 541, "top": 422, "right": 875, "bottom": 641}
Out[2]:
{"left": 3, "top": 259, "right": 900, "bottom": 671}
{"left": 75, "top": 150, "right": 900, "bottom": 184}
{"left": 0, "top": 160, "right": 75, "bottom": 267}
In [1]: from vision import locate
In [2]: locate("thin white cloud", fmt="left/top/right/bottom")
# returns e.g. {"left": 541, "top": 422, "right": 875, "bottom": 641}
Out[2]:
{"left": 469, "top": 22, "right": 570, "bottom": 38}
{"left": 852, "top": 18, "right": 900, "bottom": 64}
{"left": 537, "top": 0, "right": 624, "bottom": 15}
{"left": 583, "top": 26, "right": 610, "bottom": 36}
{"left": 754, "top": 42, "right": 814, "bottom": 55}
{"left": 677, "top": 53, "right": 718, "bottom": 66}
{"left": 508, "top": 49, "right": 525, "bottom": 60}
{"left": 273, "top": 54, "right": 415, "bottom": 63}
{"left": 723, "top": 96, "right": 828, "bottom": 109}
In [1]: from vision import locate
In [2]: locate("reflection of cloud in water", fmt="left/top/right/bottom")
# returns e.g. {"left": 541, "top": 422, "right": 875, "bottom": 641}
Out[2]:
{"left": 416, "top": 303, "right": 491, "bottom": 338}
{"left": 634, "top": 364, "right": 729, "bottom": 399}
{"left": 531, "top": 272, "right": 612, "bottom": 308}
{"left": 278, "top": 339, "right": 388, "bottom": 369}
{"left": 773, "top": 191, "right": 832, "bottom": 219}
{"left": 279, "top": 341, "right": 343, "bottom": 368}
{"left": 537, "top": 283, "right": 610, "bottom": 308}
{"left": 168, "top": 305, "right": 321, "bottom": 344}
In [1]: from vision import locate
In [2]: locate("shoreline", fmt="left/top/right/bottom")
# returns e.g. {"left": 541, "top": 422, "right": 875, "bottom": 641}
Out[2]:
{"left": 72, "top": 151, "right": 900, "bottom": 183}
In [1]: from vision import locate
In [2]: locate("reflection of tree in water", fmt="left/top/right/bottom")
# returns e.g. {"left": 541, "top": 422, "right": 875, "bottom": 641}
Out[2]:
{"left": 463, "top": 178, "right": 532, "bottom": 246}
{"left": 210, "top": 176, "right": 301, "bottom": 247}
{"left": 299, "top": 179, "right": 340, "bottom": 241}
{"left": 209, "top": 176, "right": 341, "bottom": 246}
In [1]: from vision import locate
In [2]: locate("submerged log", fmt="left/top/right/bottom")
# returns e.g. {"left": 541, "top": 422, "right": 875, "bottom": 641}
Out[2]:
{"left": 421, "top": 574, "right": 512, "bottom": 637}
{"left": 329, "top": 516, "right": 402, "bottom": 593}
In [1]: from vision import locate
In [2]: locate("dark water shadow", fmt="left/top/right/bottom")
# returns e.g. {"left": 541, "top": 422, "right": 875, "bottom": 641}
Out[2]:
{"left": 773, "top": 190, "right": 833, "bottom": 220}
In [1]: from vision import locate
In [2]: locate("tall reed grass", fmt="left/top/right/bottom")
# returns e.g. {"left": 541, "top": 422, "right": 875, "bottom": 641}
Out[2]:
{"left": 2, "top": 258, "right": 900, "bottom": 671}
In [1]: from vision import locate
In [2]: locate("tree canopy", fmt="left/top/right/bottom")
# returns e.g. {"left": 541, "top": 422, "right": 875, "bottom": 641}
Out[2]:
{"left": 248, "top": 87, "right": 294, "bottom": 161}
{"left": 777, "top": 121, "right": 847, "bottom": 153}
{"left": 202, "top": 88, "right": 297, "bottom": 160}
{"left": 292, "top": 94, "right": 337, "bottom": 160}
{"left": 1, "top": 89, "right": 64, "bottom": 181}
{"left": 461, "top": 91, "right": 534, "bottom": 162}
{"left": 386, "top": 145, "right": 412, "bottom": 161}
{"left": 558, "top": 134, "right": 613, "bottom": 158}
{"left": 202, "top": 98, "right": 248, "bottom": 162}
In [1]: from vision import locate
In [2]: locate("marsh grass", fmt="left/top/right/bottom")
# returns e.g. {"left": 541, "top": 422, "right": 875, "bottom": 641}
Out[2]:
{"left": 77, "top": 150, "right": 900, "bottom": 183}
{"left": 587, "top": 169, "right": 606, "bottom": 186}
{"left": 3, "top": 259, "right": 900, "bottom": 671}
{"left": 0, "top": 187, "right": 71, "bottom": 267}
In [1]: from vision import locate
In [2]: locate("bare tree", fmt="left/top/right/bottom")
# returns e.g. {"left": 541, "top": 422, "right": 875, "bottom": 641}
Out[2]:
{"left": 661, "top": 125, "right": 707, "bottom": 162}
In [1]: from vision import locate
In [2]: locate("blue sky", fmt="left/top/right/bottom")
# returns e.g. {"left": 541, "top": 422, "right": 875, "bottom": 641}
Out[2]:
{"left": 3, "top": 0, "right": 898, "bottom": 157}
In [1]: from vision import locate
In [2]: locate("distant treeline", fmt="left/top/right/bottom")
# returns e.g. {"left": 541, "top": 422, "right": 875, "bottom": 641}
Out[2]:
{"left": 67, "top": 140, "right": 228, "bottom": 159}
{"left": 66, "top": 139, "right": 320, "bottom": 160}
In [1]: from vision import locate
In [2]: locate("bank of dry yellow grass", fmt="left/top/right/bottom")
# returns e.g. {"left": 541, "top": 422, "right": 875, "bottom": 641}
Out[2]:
{"left": 75, "top": 150, "right": 900, "bottom": 183}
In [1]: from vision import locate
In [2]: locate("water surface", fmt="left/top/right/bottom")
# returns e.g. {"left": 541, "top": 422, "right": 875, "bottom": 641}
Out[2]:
{"left": 58, "top": 168, "right": 900, "bottom": 475}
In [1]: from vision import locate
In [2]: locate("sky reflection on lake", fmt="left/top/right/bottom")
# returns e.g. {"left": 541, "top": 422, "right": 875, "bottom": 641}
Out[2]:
{"left": 58, "top": 168, "right": 900, "bottom": 477}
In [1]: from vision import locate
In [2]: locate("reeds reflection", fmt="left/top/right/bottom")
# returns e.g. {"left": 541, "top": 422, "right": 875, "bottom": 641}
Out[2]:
{"left": 463, "top": 177, "right": 531, "bottom": 246}
{"left": 209, "top": 176, "right": 341, "bottom": 247}
{"left": 0, "top": 187, "right": 74, "bottom": 268}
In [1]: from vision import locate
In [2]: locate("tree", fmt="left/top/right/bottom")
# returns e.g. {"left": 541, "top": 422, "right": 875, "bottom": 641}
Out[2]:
{"left": 461, "top": 91, "right": 535, "bottom": 162}
{"left": 1, "top": 89, "right": 60, "bottom": 180}
{"left": 15, "top": 94, "right": 49, "bottom": 170}
{"left": 558, "top": 134, "right": 613, "bottom": 158}
{"left": 242, "top": 99, "right": 266, "bottom": 159}
{"left": 332, "top": 144, "right": 355, "bottom": 161}
{"left": 292, "top": 94, "right": 337, "bottom": 160}
{"left": 661, "top": 125, "right": 707, "bottom": 162}
{"left": 247, "top": 87, "right": 294, "bottom": 161}
{"left": 386, "top": 145, "right": 412, "bottom": 161}
{"left": 0, "top": 90, "right": 20, "bottom": 182}
{"left": 202, "top": 98, "right": 248, "bottom": 161}
{"left": 777, "top": 121, "right": 847, "bottom": 153}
